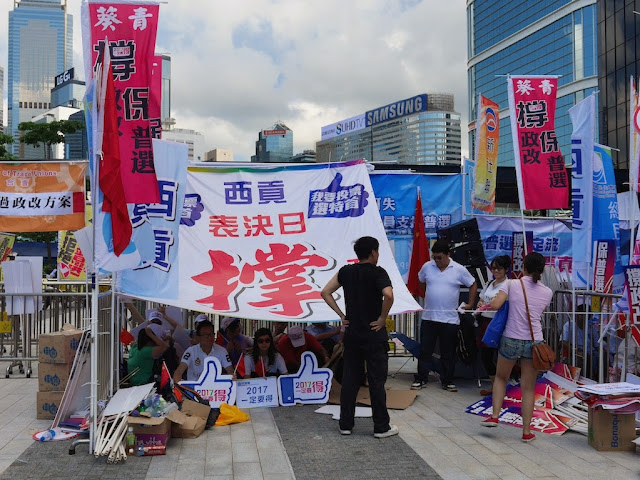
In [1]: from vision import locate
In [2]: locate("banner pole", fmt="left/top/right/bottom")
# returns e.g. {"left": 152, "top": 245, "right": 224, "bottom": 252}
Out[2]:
{"left": 520, "top": 210, "right": 528, "bottom": 255}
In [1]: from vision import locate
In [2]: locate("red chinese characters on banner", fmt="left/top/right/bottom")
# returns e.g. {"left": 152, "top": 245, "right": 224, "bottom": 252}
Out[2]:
{"left": 209, "top": 213, "right": 306, "bottom": 237}
{"left": 193, "top": 243, "right": 332, "bottom": 317}
{"left": 507, "top": 76, "right": 569, "bottom": 210}
{"left": 623, "top": 266, "right": 640, "bottom": 346}
{"left": 89, "top": 3, "right": 160, "bottom": 204}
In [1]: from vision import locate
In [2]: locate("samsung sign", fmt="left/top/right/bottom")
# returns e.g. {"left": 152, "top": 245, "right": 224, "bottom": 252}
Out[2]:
{"left": 321, "top": 113, "right": 367, "bottom": 141}
{"left": 365, "top": 94, "right": 427, "bottom": 127}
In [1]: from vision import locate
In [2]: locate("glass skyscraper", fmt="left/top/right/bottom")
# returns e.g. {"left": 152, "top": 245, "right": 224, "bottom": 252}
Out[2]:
{"left": 7, "top": 0, "right": 73, "bottom": 158}
{"left": 597, "top": 0, "right": 640, "bottom": 169}
{"left": 467, "top": 0, "right": 598, "bottom": 167}
{"left": 316, "top": 93, "right": 462, "bottom": 165}
{"left": 251, "top": 123, "right": 294, "bottom": 163}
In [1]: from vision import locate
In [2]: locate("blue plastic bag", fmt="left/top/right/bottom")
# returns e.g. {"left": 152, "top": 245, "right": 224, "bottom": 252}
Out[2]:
{"left": 481, "top": 301, "right": 508, "bottom": 348}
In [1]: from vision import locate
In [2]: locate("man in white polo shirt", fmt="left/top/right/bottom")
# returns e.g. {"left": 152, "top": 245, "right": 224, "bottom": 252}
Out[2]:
{"left": 411, "top": 240, "right": 477, "bottom": 392}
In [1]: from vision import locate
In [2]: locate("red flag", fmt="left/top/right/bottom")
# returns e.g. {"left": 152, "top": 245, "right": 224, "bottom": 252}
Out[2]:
{"left": 407, "top": 189, "right": 429, "bottom": 296}
{"left": 99, "top": 58, "right": 132, "bottom": 256}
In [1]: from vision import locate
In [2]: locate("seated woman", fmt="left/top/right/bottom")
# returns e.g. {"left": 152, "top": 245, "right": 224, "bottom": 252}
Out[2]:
{"left": 127, "top": 326, "right": 169, "bottom": 386}
{"left": 244, "top": 328, "right": 288, "bottom": 377}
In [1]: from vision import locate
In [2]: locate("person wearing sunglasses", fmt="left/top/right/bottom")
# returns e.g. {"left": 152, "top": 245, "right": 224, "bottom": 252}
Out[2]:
{"left": 476, "top": 255, "right": 511, "bottom": 396}
{"left": 172, "top": 319, "right": 235, "bottom": 383}
{"left": 244, "top": 328, "right": 288, "bottom": 377}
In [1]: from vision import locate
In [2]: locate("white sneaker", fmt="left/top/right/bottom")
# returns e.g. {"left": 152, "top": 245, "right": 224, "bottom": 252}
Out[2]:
{"left": 339, "top": 429, "right": 351, "bottom": 435}
{"left": 411, "top": 380, "right": 426, "bottom": 390}
{"left": 374, "top": 424, "right": 399, "bottom": 438}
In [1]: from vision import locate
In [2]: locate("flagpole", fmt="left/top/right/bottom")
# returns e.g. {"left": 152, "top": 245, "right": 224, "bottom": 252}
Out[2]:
{"left": 520, "top": 210, "right": 528, "bottom": 255}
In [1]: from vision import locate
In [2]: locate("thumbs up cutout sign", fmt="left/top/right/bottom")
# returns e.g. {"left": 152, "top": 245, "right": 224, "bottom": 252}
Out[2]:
{"left": 277, "top": 352, "right": 333, "bottom": 406}
{"left": 180, "top": 356, "right": 236, "bottom": 407}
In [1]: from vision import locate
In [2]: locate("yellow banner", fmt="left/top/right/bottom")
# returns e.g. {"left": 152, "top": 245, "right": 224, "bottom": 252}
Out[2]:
{"left": 472, "top": 96, "right": 499, "bottom": 212}
{"left": 0, "top": 162, "right": 87, "bottom": 232}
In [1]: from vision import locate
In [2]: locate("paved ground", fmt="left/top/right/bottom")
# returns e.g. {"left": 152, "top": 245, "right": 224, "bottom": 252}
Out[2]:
{"left": 272, "top": 404, "right": 441, "bottom": 480}
{"left": 0, "top": 357, "right": 638, "bottom": 479}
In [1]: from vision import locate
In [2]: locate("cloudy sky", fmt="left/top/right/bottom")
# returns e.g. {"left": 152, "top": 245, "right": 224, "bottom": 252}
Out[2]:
{"left": 0, "top": 0, "right": 468, "bottom": 162}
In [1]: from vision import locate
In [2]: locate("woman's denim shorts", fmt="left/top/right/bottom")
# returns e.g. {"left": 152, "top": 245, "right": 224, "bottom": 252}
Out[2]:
{"left": 499, "top": 336, "right": 541, "bottom": 360}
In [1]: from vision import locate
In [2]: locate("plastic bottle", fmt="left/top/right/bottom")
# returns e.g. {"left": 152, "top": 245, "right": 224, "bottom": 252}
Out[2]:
{"left": 39, "top": 429, "right": 56, "bottom": 442}
{"left": 126, "top": 426, "right": 136, "bottom": 456}
{"left": 136, "top": 444, "right": 145, "bottom": 456}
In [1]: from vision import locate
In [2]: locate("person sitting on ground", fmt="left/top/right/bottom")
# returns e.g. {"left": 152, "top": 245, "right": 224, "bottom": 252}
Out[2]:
{"left": 173, "top": 320, "right": 235, "bottom": 383}
{"left": 244, "top": 328, "right": 288, "bottom": 377}
{"left": 277, "top": 325, "right": 329, "bottom": 372}
{"left": 216, "top": 317, "right": 254, "bottom": 367}
{"left": 128, "top": 326, "right": 169, "bottom": 386}
{"left": 272, "top": 321, "right": 288, "bottom": 345}
{"left": 306, "top": 322, "right": 341, "bottom": 354}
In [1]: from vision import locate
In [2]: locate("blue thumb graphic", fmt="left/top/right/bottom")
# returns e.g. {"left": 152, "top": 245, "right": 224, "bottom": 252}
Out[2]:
{"left": 279, "top": 352, "right": 331, "bottom": 406}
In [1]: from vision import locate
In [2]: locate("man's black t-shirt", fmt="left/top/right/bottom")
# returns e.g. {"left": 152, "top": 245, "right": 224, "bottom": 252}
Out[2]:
{"left": 337, "top": 262, "right": 392, "bottom": 346}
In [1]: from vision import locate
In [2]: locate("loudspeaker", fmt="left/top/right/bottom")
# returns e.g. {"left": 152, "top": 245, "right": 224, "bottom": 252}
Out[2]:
{"left": 450, "top": 240, "right": 486, "bottom": 267}
{"left": 437, "top": 218, "right": 481, "bottom": 244}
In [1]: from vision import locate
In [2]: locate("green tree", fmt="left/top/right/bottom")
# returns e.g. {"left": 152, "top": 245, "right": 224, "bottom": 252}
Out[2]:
{"left": 18, "top": 120, "right": 84, "bottom": 160}
{"left": 0, "top": 133, "right": 15, "bottom": 160}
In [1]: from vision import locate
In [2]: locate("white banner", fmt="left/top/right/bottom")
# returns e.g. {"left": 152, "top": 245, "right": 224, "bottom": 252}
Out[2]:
{"left": 140, "top": 160, "right": 422, "bottom": 321}
{"left": 569, "top": 94, "right": 595, "bottom": 288}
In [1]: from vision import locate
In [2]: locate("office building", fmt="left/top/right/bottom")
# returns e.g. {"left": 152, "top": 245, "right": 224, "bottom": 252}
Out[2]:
{"left": 162, "top": 127, "right": 206, "bottom": 162}
{"left": 289, "top": 150, "right": 316, "bottom": 163}
{"left": 467, "top": 0, "right": 597, "bottom": 167}
{"left": 0, "top": 66, "right": 4, "bottom": 132}
{"left": 205, "top": 148, "right": 234, "bottom": 162}
{"left": 65, "top": 110, "right": 87, "bottom": 160}
{"left": 8, "top": 0, "right": 73, "bottom": 158}
{"left": 161, "top": 55, "right": 171, "bottom": 122}
{"left": 30, "top": 105, "right": 81, "bottom": 159}
{"left": 251, "top": 123, "right": 293, "bottom": 163}
{"left": 316, "top": 93, "right": 461, "bottom": 165}
{"left": 51, "top": 67, "right": 84, "bottom": 109}
{"left": 597, "top": 1, "right": 640, "bottom": 168}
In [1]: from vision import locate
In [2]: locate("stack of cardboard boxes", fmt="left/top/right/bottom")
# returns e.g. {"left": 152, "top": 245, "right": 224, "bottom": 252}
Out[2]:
{"left": 36, "top": 325, "right": 83, "bottom": 420}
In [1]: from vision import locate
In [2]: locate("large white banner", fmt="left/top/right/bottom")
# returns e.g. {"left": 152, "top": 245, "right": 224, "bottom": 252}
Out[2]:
{"left": 140, "top": 160, "right": 421, "bottom": 321}
{"left": 570, "top": 95, "right": 595, "bottom": 288}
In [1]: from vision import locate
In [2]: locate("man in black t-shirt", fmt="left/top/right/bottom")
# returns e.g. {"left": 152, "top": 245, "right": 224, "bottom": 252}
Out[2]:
{"left": 321, "top": 236, "right": 398, "bottom": 438}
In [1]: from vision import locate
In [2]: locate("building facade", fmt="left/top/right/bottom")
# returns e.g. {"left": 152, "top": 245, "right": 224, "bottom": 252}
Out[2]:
{"left": 0, "top": 66, "right": 4, "bottom": 132}
{"left": 315, "top": 93, "right": 462, "bottom": 165}
{"left": 205, "top": 148, "right": 234, "bottom": 162}
{"left": 597, "top": 0, "right": 640, "bottom": 168}
{"left": 161, "top": 55, "right": 171, "bottom": 122}
{"left": 251, "top": 123, "right": 293, "bottom": 163}
{"left": 162, "top": 127, "right": 206, "bottom": 162}
{"left": 8, "top": 0, "right": 73, "bottom": 158}
{"left": 467, "top": 0, "right": 598, "bottom": 167}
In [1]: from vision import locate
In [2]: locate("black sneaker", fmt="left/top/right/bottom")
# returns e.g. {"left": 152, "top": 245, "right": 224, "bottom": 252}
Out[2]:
{"left": 442, "top": 383, "right": 457, "bottom": 392}
{"left": 411, "top": 380, "right": 427, "bottom": 390}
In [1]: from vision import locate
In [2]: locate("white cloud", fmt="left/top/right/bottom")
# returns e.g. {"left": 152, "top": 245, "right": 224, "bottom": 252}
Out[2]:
{"left": 0, "top": 0, "right": 469, "bottom": 161}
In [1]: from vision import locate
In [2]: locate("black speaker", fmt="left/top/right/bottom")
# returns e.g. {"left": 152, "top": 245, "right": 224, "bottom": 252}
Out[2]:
{"left": 437, "top": 218, "right": 481, "bottom": 244}
{"left": 450, "top": 240, "right": 486, "bottom": 267}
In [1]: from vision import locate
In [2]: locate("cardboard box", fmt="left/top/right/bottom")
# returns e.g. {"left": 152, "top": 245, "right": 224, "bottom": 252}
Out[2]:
{"left": 38, "top": 325, "right": 83, "bottom": 364}
{"left": 167, "top": 399, "right": 211, "bottom": 439}
{"left": 36, "top": 391, "right": 63, "bottom": 420}
{"left": 128, "top": 416, "right": 171, "bottom": 447}
{"left": 588, "top": 406, "right": 637, "bottom": 452}
{"left": 38, "top": 362, "right": 72, "bottom": 392}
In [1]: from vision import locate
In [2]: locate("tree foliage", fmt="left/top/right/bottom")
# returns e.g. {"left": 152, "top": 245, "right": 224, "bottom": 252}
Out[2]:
{"left": 18, "top": 120, "right": 84, "bottom": 160}
{"left": 0, "top": 133, "right": 15, "bottom": 160}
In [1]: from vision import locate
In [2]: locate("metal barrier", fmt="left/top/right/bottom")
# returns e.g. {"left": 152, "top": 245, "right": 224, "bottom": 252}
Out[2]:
{"left": 549, "top": 289, "right": 637, "bottom": 383}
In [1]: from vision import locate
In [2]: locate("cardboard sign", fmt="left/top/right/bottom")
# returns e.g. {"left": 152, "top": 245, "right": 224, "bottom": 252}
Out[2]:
{"left": 277, "top": 352, "right": 333, "bottom": 406}
{"left": 179, "top": 356, "right": 236, "bottom": 408}
{"left": 236, "top": 377, "right": 279, "bottom": 409}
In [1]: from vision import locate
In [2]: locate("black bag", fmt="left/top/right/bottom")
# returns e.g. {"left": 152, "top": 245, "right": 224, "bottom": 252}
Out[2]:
{"left": 457, "top": 314, "right": 477, "bottom": 365}
{"left": 175, "top": 384, "right": 220, "bottom": 429}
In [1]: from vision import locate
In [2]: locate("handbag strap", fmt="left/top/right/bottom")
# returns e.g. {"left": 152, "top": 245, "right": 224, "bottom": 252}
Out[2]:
{"left": 519, "top": 278, "right": 535, "bottom": 341}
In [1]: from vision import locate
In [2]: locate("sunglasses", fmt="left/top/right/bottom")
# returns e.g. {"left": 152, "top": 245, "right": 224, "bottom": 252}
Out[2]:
{"left": 257, "top": 337, "right": 271, "bottom": 344}
{"left": 491, "top": 266, "right": 504, "bottom": 270}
